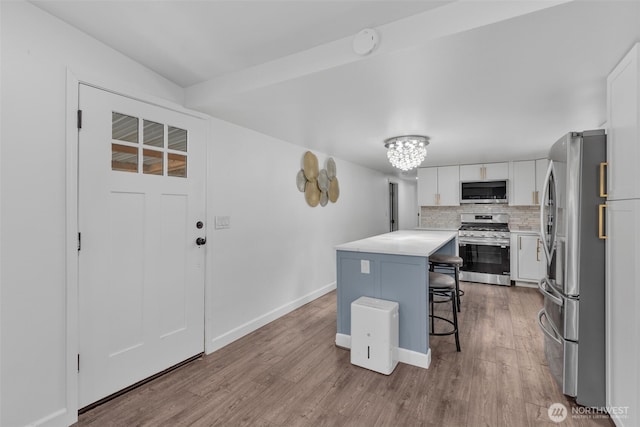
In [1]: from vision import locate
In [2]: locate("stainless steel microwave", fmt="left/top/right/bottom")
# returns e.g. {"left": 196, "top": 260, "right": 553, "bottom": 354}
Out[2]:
{"left": 460, "top": 180, "right": 508, "bottom": 204}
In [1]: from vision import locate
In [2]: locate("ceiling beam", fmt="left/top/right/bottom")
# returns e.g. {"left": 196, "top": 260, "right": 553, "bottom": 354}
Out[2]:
{"left": 185, "top": 0, "right": 571, "bottom": 110}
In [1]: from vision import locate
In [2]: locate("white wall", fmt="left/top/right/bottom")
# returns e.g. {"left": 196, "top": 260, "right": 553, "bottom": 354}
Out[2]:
{"left": 1, "top": 2, "right": 390, "bottom": 425}
{"left": 205, "top": 118, "right": 388, "bottom": 350}
{"left": 0, "top": 1, "right": 3, "bottom": 424}
{"left": 0, "top": 2, "right": 184, "bottom": 426}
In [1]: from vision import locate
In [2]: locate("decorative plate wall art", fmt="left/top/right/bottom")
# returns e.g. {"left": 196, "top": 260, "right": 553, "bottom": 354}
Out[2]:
{"left": 297, "top": 151, "right": 339, "bottom": 207}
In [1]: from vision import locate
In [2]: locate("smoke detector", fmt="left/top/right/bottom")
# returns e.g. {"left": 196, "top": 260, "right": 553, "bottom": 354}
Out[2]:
{"left": 353, "top": 28, "right": 379, "bottom": 56}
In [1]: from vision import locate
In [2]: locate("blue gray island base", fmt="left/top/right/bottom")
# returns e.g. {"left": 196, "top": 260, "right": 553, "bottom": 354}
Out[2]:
{"left": 335, "top": 230, "right": 458, "bottom": 370}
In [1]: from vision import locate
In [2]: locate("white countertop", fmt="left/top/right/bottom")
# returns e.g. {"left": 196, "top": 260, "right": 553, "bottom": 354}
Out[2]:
{"left": 415, "top": 227, "right": 459, "bottom": 232}
{"left": 510, "top": 229, "right": 541, "bottom": 234}
{"left": 335, "top": 230, "right": 458, "bottom": 257}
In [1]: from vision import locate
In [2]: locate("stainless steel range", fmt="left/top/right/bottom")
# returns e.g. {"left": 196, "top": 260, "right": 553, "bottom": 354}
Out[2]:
{"left": 458, "top": 213, "right": 511, "bottom": 286}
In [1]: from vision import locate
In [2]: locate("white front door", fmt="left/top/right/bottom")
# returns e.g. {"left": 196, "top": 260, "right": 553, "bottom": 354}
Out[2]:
{"left": 78, "top": 84, "right": 206, "bottom": 408}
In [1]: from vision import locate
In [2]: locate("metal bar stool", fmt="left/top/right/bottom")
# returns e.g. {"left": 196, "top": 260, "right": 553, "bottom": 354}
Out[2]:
{"left": 428, "top": 271, "right": 461, "bottom": 352}
{"left": 429, "top": 253, "right": 463, "bottom": 312}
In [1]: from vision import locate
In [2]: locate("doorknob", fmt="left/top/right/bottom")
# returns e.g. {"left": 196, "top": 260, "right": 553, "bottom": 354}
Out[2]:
{"left": 196, "top": 237, "right": 207, "bottom": 246}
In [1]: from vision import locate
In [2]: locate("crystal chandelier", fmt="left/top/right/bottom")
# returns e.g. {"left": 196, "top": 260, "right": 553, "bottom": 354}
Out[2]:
{"left": 384, "top": 135, "right": 429, "bottom": 171}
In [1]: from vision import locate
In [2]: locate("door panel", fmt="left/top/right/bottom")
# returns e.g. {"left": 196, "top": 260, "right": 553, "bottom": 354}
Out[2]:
{"left": 389, "top": 183, "right": 398, "bottom": 231}
{"left": 78, "top": 85, "right": 206, "bottom": 408}
{"left": 108, "top": 191, "right": 145, "bottom": 355}
{"left": 158, "top": 194, "right": 188, "bottom": 336}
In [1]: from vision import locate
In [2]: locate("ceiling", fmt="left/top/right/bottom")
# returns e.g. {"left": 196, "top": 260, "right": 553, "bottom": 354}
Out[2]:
{"left": 32, "top": 1, "right": 640, "bottom": 176}
{"left": 32, "top": 0, "right": 452, "bottom": 86}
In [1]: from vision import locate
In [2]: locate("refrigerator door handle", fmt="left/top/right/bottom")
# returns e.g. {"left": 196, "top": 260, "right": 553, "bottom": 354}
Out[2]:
{"left": 598, "top": 203, "right": 607, "bottom": 239}
{"left": 538, "top": 277, "right": 563, "bottom": 307}
{"left": 538, "top": 308, "right": 562, "bottom": 345}
{"left": 539, "top": 160, "right": 554, "bottom": 265}
{"left": 599, "top": 161, "right": 608, "bottom": 198}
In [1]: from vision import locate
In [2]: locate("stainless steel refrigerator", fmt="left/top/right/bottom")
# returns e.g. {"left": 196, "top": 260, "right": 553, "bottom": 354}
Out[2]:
{"left": 537, "top": 130, "right": 606, "bottom": 408}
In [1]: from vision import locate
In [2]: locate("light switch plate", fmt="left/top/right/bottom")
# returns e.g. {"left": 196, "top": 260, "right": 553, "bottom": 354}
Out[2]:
{"left": 214, "top": 216, "right": 231, "bottom": 229}
{"left": 361, "top": 260, "right": 370, "bottom": 274}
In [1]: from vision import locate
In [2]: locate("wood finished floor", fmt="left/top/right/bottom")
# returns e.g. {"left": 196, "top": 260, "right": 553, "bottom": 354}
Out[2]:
{"left": 76, "top": 283, "right": 614, "bottom": 427}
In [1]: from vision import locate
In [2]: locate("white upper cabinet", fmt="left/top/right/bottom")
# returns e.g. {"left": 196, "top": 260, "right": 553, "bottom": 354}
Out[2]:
{"left": 485, "top": 162, "right": 510, "bottom": 180}
{"left": 607, "top": 43, "right": 640, "bottom": 200}
{"left": 437, "top": 165, "right": 461, "bottom": 206}
{"left": 417, "top": 165, "right": 460, "bottom": 206}
{"left": 459, "top": 162, "right": 509, "bottom": 181}
{"left": 510, "top": 159, "right": 549, "bottom": 206}
{"left": 459, "top": 164, "right": 483, "bottom": 181}
{"left": 510, "top": 161, "right": 536, "bottom": 206}
{"left": 417, "top": 167, "right": 438, "bottom": 206}
{"left": 535, "top": 159, "right": 549, "bottom": 200}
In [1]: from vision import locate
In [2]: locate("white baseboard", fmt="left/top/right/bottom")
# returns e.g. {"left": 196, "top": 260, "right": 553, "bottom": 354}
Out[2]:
{"left": 335, "top": 333, "right": 431, "bottom": 369}
{"left": 514, "top": 280, "right": 538, "bottom": 288}
{"left": 28, "top": 408, "right": 68, "bottom": 426}
{"left": 206, "top": 282, "right": 336, "bottom": 354}
{"left": 397, "top": 347, "right": 431, "bottom": 369}
{"left": 335, "top": 333, "right": 351, "bottom": 349}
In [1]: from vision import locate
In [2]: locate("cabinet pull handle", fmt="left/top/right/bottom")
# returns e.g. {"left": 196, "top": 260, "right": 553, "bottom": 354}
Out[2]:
{"left": 519, "top": 236, "right": 522, "bottom": 250}
{"left": 532, "top": 191, "right": 535, "bottom": 205}
{"left": 535, "top": 191, "right": 539, "bottom": 205}
{"left": 598, "top": 204, "right": 607, "bottom": 239}
{"left": 600, "top": 162, "right": 608, "bottom": 198}
{"left": 536, "top": 238, "right": 541, "bottom": 261}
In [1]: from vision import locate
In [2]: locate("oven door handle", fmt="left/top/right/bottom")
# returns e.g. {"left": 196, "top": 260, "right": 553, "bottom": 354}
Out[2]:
{"left": 459, "top": 239, "right": 510, "bottom": 247}
{"left": 537, "top": 308, "right": 562, "bottom": 345}
{"left": 538, "top": 277, "right": 563, "bottom": 307}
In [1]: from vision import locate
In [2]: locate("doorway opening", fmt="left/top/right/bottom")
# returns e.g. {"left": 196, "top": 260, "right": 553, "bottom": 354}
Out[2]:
{"left": 389, "top": 182, "right": 398, "bottom": 232}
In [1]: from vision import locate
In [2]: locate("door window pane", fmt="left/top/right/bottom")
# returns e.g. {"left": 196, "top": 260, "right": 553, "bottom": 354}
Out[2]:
{"left": 112, "top": 113, "right": 139, "bottom": 143}
{"left": 143, "top": 149, "right": 163, "bottom": 175}
{"left": 168, "top": 126, "right": 187, "bottom": 152}
{"left": 144, "top": 120, "right": 164, "bottom": 147}
{"left": 168, "top": 153, "right": 187, "bottom": 178}
{"left": 112, "top": 144, "right": 138, "bottom": 173}
{"left": 111, "top": 113, "right": 187, "bottom": 177}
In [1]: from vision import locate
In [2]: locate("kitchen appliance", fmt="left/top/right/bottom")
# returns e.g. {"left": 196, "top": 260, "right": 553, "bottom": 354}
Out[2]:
{"left": 460, "top": 180, "right": 508, "bottom": 204}
{"left": 350, "top": 296, "right": 399, "bottom": 375}
{"left": 537, "top": 130, "right": 606, "bottom": 408}
{"left": 458, "top": 213, "right": 511, "bottom": 286}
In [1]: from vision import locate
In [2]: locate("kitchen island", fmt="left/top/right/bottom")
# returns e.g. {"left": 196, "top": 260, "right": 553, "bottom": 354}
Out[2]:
{"left": 335, "top": 230, "right": 458, "bottom": 369}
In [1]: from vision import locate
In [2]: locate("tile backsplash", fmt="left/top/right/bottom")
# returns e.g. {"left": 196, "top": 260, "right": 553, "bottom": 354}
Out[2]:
{"left": 420, "top": 204, "right": 540, "bottom": 231}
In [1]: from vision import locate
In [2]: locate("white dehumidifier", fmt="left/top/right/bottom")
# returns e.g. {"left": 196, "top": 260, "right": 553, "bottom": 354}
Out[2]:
{"left": 350, "top": 296, "right": 399, "bottom": 375}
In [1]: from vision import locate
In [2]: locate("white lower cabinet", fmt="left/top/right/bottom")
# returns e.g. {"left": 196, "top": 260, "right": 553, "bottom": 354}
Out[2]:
{"left": 510, "top": 232, "right": 545, "bottom": 285}
{"left": 606, "top": 199, "right": 640, "bottom": 427}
